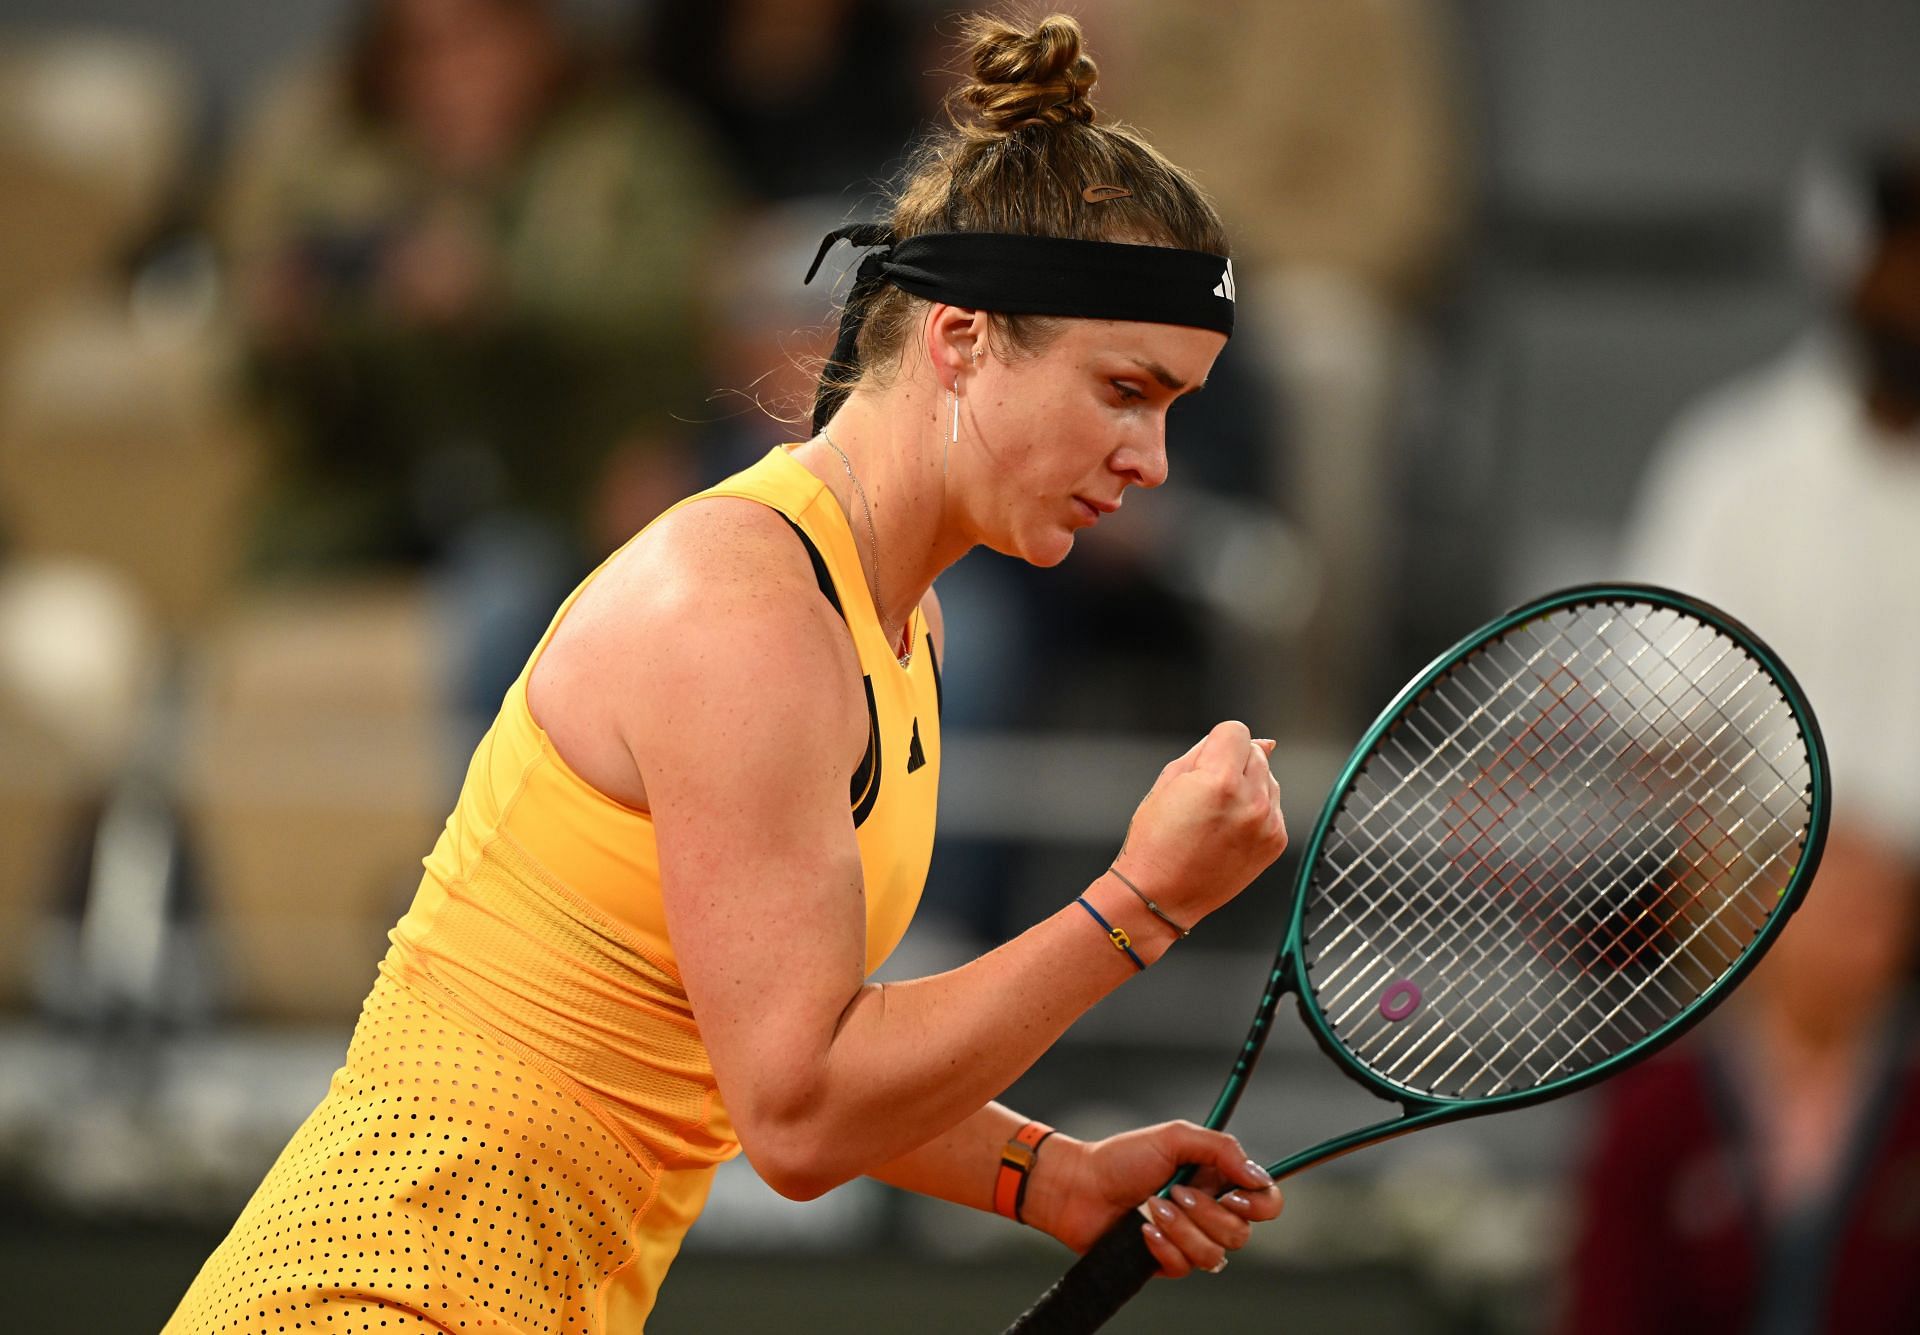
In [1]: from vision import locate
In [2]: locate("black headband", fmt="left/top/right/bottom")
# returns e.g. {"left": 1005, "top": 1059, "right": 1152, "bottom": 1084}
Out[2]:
{"left": 805, "top": 225, "right": 1234, "bottom": 431}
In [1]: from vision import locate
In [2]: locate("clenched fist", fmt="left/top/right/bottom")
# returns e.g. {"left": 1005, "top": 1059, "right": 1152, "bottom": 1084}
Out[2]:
{"left": 1113, "top": 721, "right": 1288, "bottom": 927}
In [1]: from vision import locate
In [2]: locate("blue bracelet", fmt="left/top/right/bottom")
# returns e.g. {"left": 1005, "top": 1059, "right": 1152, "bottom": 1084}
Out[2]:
{"left": 1075, "top": 895, "right": 1146, "bottom": 972}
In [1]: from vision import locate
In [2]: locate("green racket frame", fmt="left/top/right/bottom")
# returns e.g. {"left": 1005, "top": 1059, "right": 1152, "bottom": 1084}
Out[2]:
{"left": 1209, "top": 582, "right": 1831, "bottom": 1179}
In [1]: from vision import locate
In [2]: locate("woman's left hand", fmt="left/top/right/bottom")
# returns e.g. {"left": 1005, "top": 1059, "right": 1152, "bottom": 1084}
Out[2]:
{"left": 1023, "top": 1121, "right": 1283, "bottom": 1277}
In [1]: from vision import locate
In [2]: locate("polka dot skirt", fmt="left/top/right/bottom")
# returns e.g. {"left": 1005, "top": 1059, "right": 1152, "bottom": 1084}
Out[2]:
{"left": 164, "top": 968, "right": 659, "bottom": 1333}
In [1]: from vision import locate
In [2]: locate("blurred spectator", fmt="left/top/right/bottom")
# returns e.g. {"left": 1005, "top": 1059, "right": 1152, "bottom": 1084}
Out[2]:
{"left": 1097, "top": 0, "right": 1467, "bottom": 732}
{"left": 1560, "top": 138, "right": 1920, "bottom": 1333}
{"left": 1618, "top": 138, "right": 1920, "bottom": 861}
{"left": 638, "top": 0, "right": 934, "bottom": 203}
{"left": 220, "top": 0, "right": 735, "bottom": 724}
{"left": 1559, "top": 834, "right": 1920, "bottom": 1334}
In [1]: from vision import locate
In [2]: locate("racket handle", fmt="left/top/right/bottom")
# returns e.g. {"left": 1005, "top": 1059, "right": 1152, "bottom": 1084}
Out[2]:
{"left": 1002, "top": 1210, "right": 1159, "bottom": 1334}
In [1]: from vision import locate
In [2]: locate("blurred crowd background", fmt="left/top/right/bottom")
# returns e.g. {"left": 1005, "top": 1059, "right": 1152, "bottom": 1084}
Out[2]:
{"left": 0, "top": 1, "right": 1916, "bottom": 1331}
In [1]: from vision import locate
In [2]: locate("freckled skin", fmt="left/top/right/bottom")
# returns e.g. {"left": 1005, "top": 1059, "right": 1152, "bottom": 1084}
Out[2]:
{"left": 939, "top": 317, "right": 1223, "bottom": 568}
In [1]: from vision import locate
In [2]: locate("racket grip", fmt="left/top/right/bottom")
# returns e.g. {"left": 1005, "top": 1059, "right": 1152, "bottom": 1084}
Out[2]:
{"left": 1002, "top": 1210, "right": 1160, "bottom": 1334}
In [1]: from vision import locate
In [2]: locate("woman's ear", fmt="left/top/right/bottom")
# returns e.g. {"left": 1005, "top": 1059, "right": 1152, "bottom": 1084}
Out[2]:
{"left": 925, "top": 304, "right": 989, "bottom": 388}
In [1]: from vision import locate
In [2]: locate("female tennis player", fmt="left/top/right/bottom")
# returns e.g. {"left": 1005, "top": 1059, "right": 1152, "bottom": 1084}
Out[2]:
{"left": 166, "top": 13, "right": 1287, "bottom": 1330}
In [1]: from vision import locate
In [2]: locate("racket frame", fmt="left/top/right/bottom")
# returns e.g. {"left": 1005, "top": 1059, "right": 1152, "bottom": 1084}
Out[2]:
{"left": 1203, "top": 582, "right": 1831, "bottom": 1180}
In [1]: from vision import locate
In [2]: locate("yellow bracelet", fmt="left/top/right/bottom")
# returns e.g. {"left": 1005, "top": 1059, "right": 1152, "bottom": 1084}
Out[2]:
{"left": 1075, "top": 896, "right": 1145, "bottom": 971}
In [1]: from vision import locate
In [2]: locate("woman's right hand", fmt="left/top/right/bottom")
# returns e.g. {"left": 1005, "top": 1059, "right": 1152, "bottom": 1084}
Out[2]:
{"left": 1114, "top": 721, "right": 1288, "bottom": 925}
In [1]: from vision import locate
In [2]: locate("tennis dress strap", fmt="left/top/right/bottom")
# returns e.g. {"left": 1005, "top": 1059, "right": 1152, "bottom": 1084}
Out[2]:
{"left": 778, "top": 514, "right": 845, "bottom": 618}
{"left": 775, "top": 513, "right": 882, "bottom": 824}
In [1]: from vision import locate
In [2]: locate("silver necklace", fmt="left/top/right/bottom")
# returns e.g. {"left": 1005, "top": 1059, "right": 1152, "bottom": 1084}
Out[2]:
{"left": 819, "top": 429, "right": 911, "bottom": 666}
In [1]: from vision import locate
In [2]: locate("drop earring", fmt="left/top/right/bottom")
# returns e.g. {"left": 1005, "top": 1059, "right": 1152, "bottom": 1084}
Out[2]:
{"left": 947, "top": 348, "right": 977, "bottom": 476}
{"left": 946, "top": 382, "right": 958, "bottom": 475}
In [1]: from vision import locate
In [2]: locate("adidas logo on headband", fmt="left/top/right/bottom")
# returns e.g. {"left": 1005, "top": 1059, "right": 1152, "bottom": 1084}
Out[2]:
{"left": 1213, "top": 260, "right": 1236, "bottom": 303}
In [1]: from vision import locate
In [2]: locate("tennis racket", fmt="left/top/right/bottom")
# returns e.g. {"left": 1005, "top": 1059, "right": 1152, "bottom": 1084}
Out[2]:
{"left": 1005, "top": 583, "right": 1830, "bottom": 1333}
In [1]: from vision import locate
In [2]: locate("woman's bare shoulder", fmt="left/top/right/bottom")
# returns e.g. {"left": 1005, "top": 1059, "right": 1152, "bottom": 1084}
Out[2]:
{"left": 529, "top": 498, "right": 865, "bottom": 807}
{"left": 563, "top": 497, "right": 842, "bottom": 652}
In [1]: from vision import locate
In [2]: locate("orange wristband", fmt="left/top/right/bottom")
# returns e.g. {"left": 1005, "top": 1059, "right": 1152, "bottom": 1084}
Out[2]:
{"left": 992, "top": 1120, "right": 1056, "bottom": 1222}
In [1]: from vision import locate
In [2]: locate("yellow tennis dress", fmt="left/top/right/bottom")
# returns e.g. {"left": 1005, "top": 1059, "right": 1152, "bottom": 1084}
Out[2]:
{"left": 167, "top": 446, "right": 943, "bottom": 1333}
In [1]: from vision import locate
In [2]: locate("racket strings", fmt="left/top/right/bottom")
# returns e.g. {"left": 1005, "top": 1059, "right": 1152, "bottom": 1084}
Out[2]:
{"left": 1310, "top": 663, "right": 1782, "bottom": 1020}
{"left": 1417, "top": 645, "right": 1791, "bottom": 980}
{"left": 1324, "top": 609, "right": 1788, "bottom": 982}
{"left": 1301, "top": 601, "right": 1815, "bottom": 1100}
{"left": 1367, "top": 618, "right": 1797, "bottom": 1098}
{"left": 1310, "top": 607, "right": 1694, "bottom": 926}
{"left": 1324, "top": 754, "right": 1741, "bottom": 1090}
{"left": 1311, "top": 617, "right": 1744, "bottom": 1009}
{"left": 1321, "top": 755, "right": 1713, "bottom": 1091}
{"left": 1358, "top": 623, "right": 1799, "bottom": 1090}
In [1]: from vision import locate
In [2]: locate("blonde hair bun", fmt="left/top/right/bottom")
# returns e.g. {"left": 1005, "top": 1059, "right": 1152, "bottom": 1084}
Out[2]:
{"left": 955, "top": 12, "right": 1098, "bottom": 135}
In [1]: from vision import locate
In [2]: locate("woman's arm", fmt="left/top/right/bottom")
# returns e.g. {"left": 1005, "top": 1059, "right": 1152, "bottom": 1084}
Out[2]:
{"left": 595, "top": 502, "right": 1287, "bottom": 1200}
{"left": 870, "top": 1103, "right": 1283, "bottom": 1277}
